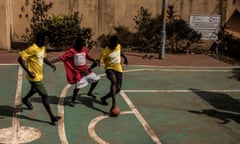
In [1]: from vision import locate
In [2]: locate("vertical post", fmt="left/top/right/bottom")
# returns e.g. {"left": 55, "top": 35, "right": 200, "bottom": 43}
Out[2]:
{"left": 159, "top": 0, "right": 167, "bottom": 59}
{"left": 7, "top": 0, "right": 12, "bottom": 50}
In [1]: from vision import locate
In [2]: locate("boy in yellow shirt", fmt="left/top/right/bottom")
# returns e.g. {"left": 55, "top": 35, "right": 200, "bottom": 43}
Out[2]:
{"left": 97, "top": 35, "right": 128, "bottom": 111}
{"left": 18, "top": 32, "right": 61, "bottom": 125}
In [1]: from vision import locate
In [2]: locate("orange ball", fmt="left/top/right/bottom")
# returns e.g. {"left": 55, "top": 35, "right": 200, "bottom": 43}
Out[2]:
{"left": 110, "top": 105, "right": 121, "bottom": 117}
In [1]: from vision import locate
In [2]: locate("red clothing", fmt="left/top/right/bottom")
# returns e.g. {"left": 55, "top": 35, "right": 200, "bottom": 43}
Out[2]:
{"left": 60, "top": 47, "right": 92, "bottom": 84}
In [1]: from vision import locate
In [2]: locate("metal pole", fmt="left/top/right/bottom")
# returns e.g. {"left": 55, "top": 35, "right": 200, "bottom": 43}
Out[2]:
{"left": 159, "top": 0, "right": 167, "bottom": 59}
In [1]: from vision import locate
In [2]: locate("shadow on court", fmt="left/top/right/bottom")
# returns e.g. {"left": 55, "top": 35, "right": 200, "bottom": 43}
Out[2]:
{"left": 0, "top": 105, "right": 50, "bottom": 125}
{"left": 30, "top": 95, "right": 107, "bottom": 114}
{"left": 189, "top": 88, "right": 240, "bottom": 124}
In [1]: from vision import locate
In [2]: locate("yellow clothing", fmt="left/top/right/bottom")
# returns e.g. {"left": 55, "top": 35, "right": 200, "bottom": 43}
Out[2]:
{"left": 99, "top": 44, "right": 123, "bottom": 72}
{"left": 19, "top": 43, "right": 46, "bottom": 81}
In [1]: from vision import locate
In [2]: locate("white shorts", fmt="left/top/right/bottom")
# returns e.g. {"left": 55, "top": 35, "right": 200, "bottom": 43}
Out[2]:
{"left": 75, "top": 72, "right": 100, "bottom": 89}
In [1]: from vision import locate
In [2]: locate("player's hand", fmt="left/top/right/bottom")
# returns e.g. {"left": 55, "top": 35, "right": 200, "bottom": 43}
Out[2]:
{"left": 124, "top": 59, "right": 128, "bottom": 65}
{"left": 96, "top": 60, "right": 101, "bottom": 66}
{"left": 51, "top": 64, "right": 56, "bottom": 72}
{"left": 28, "top": 71, "right": 35, "bottom": 78}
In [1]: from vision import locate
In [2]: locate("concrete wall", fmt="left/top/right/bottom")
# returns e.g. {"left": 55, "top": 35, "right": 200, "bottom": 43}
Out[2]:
{"left": 0, "top": 0, "right": 238, "bottom": 50}
{"left": 0, "top": 0, "right": 11, "bottom": 50}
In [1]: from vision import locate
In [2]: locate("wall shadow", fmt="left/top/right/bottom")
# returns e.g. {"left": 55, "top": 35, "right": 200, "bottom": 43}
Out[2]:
{"left": 229, "top": 68, "right": 240, "bottom": 81}
{"left": 188, "top": 88, "right": 240, "bottom": 124}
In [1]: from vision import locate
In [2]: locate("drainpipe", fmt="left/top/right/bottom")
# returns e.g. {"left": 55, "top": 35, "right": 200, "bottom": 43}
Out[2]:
{"left": 159, "top": 0, "right": 167, "bottom": 59}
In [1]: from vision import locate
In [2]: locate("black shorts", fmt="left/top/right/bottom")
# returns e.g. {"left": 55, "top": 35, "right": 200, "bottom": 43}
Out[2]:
{"left": 106, "top": 69, "right": 122, "bottom": 85}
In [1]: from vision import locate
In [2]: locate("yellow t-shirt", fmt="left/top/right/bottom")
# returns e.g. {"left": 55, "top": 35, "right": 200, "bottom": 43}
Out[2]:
{"left": 19, "top": 43, "right": 46, "bottom": 81}
{"left": 99, "top": 44, "right": 123, "bottom": 72}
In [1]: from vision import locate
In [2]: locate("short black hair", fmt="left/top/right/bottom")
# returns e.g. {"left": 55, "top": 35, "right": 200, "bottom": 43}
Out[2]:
{"left": 35, "top": 32, "right": 46, "bottom": 47}
{"left": 74, "top": 37, "right": 85, "bottom": 51}
{"left": 109, "top": 35, "right": 118, "bottom": 50}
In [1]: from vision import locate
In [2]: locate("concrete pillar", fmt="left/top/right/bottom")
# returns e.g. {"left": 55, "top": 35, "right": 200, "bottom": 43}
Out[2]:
{"left": 0, "top": 0, "right": 11, "bottom": 50}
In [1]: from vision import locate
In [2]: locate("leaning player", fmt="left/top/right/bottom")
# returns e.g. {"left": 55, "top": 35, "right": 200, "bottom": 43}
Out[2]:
{"left": 51, "top": 37, "right": 100, "bottom": 107}
{"left": 18, "top": 32, "right": 61, "bottom": 125}
{"left": 96, "top": 35, "right": 128, "bottom": 110}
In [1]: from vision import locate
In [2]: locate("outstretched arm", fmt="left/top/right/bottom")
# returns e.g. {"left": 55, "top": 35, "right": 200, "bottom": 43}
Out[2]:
{"left": 50, "top": 57, "right": 62, "bottom": 64}
{"left": 44, "top": 57, "right": 56, "bottom": 71}
{"left": 18, "top": 56, "right": 35, "bottom": 78}
{"left": 89, "top": 59, "right": 100, "bottom": 70}
{"left": 87, "top": 53, "right": 100, "bottom": 70}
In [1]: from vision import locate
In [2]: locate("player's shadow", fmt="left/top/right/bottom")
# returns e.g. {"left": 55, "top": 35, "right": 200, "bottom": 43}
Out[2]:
{"left": 0, "top": 105, "right": 14, "bottom": 119}
{"left": 0, "top": 105, "right": 50, "bottom": 125}
{"left": 31, "top": 94, "right": 107, "bottom": 114}
{"left": 65, "top": 94, "right": 107, "bottom": 114}
{"left": 189, "top": 109, "right": 240, "bottom": 124}
{"left": 229, "top": 68, "right": 240, "bottom": 81}
{"left": 188, "top": 88, "right": 240, "bottom": 124}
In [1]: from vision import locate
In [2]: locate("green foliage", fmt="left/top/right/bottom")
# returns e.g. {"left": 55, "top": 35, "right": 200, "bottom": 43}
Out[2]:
{"left": 43, "top": 13, "right": 81, "bottom": 49}
{"left": 97, "top": 34, "right": 110, "bottom": 48}
{"left": 132, "top": 7, "right": 160, "bottom": 52}
{"left": 97, "top": 6, "right": 202, "bottom": 54}
{"left": 166, "top": 5, "right": 202, "bottom": 53}
{"left": 19, "top": 0, "right": 95, "bottom": 50}
{"left": 113, "top": 26, "right": 131, "bottom": 48}
{"left": 19, "top": 0, "right": 53, "bottom": 43}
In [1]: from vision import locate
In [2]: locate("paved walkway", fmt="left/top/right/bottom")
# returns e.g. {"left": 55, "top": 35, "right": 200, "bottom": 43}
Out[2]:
{"left": 0, "top": 50, "right": 234, "bottom": 67}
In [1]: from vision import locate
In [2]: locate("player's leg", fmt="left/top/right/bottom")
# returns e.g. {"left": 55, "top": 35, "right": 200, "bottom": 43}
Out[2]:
{"left": 41, "top": 96, "right": 61, "bottom": 125}
{"left": 22, "top": 82, "right": 37, "bottom": 109}
{"left": 70, "top": 88, "right": 80, "bottom": 107}
{"left": 70, "top": 77, "right": 88, "bottom": 107}
{"left": 101, "top": 69, "right": 117, "bottom": 106}
{"left": 87, "top": 82, "right": 98, "bottom": 98}
{"left": 87, "top": 72, "right": 100, "bottom": 98}
{"left": 36, "top": 81, "right": 61, "bottom": 125}
{"left": 115, "top": 71, "right": 122, "bottom": 94}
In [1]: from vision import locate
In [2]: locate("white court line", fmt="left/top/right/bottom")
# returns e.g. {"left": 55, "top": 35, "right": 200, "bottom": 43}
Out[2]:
{"left": 12, "top": 66, "right": 23, "bottom": 142}
{"left": 120, "top": 90, "right": 162, "bottom": 144}
{"left": 57, "top": 84, "right": 71, "bottom": 144}
{"left": 0, "top": 64, "right": 18, "bottom": 66}
{"left": 124, "top": 89, "right": 240, "bottom": 93}
{"left": 0, "top": 66, "right": 41, "bottom": 144}
{"left": 123, "top": 68, "right": 234, "bottom": 72}
{"left": 55, "top": 67, "right": 240, "bottom": 144}
{"left": 128, "top": 65, "right": 240, "bottom": 69}
{"left": 88, "top": 111, "right": 134, "bottom": 144}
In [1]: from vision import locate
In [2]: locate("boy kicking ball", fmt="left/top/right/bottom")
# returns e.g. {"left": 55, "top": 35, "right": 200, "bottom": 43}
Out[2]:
{"left": 95, "top": 35, "right": 128, "bottom": 116}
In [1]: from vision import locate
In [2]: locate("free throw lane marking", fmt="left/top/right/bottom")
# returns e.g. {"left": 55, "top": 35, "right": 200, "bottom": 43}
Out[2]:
{"left": 120, "top": 90, "right": 162, "bottom": 144}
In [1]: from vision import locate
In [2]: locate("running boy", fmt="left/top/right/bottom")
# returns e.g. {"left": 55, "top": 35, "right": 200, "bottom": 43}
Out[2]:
{"left": 18, "top": 32, "right": 61, "bottom": 125}
{"left": 50, "top": 37, "right": 100, "bottom": 107}
{"left": 97, "top": 35, "right": 128, "bottom": 110}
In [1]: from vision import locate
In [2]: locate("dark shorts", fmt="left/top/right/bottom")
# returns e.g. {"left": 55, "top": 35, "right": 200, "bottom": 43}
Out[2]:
{"left": 106, "top": 69, "right": 122, "bottom": 85}
{"left": 29, "top": 81, "right": 48, "bottom": 98}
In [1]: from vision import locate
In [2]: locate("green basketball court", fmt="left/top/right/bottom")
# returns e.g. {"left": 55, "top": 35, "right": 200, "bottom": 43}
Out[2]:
{"left": 0, "top": 64, "right": 240, "bottom": 144}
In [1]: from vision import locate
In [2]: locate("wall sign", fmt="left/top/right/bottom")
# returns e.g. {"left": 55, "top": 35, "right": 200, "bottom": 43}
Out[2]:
{"left": 190, "top": 15, "right": 221, "bottom": 40}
